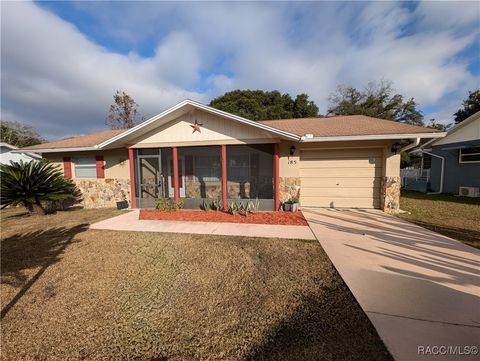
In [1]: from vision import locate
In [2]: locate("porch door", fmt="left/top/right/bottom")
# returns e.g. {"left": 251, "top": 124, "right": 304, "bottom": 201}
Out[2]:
{"left": 167, "top": 156, "right": 186, "bottom": 198}
{"left": 138, "top": 156, "right": 165, "bottom": 202}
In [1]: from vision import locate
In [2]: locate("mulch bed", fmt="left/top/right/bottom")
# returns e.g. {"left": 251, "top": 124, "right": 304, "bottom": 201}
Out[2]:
{"left": 139, "top": 209, "right": 308, "bottom": 226}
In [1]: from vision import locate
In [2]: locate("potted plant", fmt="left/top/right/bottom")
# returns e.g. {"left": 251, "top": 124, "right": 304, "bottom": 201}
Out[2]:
{"left": 283, "top": 196, "right": 299, "bottom": 212}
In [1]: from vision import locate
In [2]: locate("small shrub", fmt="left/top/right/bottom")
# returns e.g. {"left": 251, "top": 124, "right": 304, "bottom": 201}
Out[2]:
{"left": 248, "top": 198, "right": 260, "bottom": 213}
{"left": 156, "top": 198, "right": 184, "bottom": 212}
{"left": 177, "top": 199, "right": 185, "bottom": 210}
{"left": 210, "top": 198, "right": 221, "bottom": 211}
{"left": 200, "top": 199, "right": 211, "bottom": 211}
{"left": 285, "top": 196, "right": 299, "bottom": 204}
{"left": 238, "top": 201, "right": 247, "bottom": 215}
{"left": 227, "top": 201, "right": 239, "bottom": 215}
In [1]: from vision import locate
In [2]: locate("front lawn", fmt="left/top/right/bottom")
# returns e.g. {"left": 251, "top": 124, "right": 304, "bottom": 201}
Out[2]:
{"left": 398, "top": 191, "right": 480, "bottom": 249}
{"left": 1, "top": 207, "right": 391, "bottom": 360}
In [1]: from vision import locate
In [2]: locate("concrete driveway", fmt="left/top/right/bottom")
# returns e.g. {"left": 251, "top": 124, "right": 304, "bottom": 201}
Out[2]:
{"left": 303, "top": 208, "right": 480, "bottom": 361}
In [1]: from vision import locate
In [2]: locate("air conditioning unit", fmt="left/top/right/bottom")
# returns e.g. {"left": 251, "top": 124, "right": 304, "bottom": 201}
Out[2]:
{"left": 459, "top": 186, "right": 480, "bottom": 198}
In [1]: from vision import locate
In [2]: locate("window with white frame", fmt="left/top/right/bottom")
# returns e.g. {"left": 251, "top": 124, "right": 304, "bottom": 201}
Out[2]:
{"left": 74, "top": 157, "right": 96, "bottom": 177}
{"left": 459, "top": 147, "right": 480, "bottom": 163}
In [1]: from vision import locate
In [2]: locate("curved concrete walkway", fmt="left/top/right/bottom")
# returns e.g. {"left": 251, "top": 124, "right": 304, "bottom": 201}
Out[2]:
{"left": 303, "top": 208, "right": 480, "bottom": 361}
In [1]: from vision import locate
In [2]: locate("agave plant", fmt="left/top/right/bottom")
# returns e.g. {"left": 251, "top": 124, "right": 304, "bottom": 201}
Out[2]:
{"left": 0, "top": 160, "right": 81, "bottom": 216}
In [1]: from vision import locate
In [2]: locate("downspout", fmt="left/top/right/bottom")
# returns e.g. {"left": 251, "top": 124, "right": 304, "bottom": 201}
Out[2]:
{"left": 421, "top": 151, "right": 445, "bottom": 194}
{"left": 397, "top": 138, "right": 421, "bottom": 189}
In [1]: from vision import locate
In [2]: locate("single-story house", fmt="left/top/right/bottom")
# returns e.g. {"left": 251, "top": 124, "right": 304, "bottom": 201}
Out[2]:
{"left": 19, "top": 100, "right": 444, "bottom": 212}
{"left": 0, "top": 142, "right": 42, "bottom": 164}
{"left": 409, "top": 111, "right": 480, "bottom": 195}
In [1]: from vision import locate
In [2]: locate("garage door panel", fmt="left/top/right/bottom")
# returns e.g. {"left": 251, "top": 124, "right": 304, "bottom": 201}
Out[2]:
{"left": 299, "top": 148, "right": 383, "bottom": 209}
{"left": 302, "top": 177, "right": 381, "bottom": 188}
{"left": 300, "top": 157, "right": 383, "bottom": 168}
{"left": 301, "top": 149, "right": 383, "bottom": 159}
{"left": 301, "top": 187, "right": 380, "bottom": 198}
{"left": 300, "top": 167, "right": 382, "bottom": 178}
{"left": 301, "top": 196, "right": 380, "bottom": 208}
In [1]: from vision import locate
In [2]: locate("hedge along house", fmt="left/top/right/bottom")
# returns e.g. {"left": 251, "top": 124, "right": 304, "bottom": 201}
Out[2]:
{"left": 21, "top": 100, "right": 445, "bottom": 212}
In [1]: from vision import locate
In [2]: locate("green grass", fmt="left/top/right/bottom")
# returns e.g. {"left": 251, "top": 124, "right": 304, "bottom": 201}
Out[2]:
{"left": 1, "top": 207, "right": 391, "bottom": 361}
{"left": 398, "top": 191, "right": 480, "bottom": 249}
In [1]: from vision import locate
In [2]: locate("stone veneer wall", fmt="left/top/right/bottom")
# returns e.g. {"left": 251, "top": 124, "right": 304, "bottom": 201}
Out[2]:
{"left": 185, "top": 176, "right": 221, "bottom": 198}
{"left": 74, "top": 179, "right": 131, "bottom": 209}
{"left": 381, "top": 176, "right": 401, "bottom": 213}
{"left": 279, "top": 177, "right": 301, "bottom": 203}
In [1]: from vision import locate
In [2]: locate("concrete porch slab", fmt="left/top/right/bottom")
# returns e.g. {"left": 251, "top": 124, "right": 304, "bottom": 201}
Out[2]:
{"left": 90, "top": 209, "right": 316, "bottom": 240}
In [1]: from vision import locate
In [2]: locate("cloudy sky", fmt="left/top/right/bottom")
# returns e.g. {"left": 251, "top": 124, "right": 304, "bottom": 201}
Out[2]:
{"left": 1, "top": 1, "right": 479, "bottom": 139}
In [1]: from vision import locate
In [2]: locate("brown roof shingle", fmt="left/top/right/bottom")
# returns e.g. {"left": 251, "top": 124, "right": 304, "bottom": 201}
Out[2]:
{"left": 22, "top": 115, "right": 439, "bottom": 151}
{"left": 22, "top": 129, "right": 126, "bottom": 150}
{"left": 258, "top": 115, "right": 439, "bottom": 137}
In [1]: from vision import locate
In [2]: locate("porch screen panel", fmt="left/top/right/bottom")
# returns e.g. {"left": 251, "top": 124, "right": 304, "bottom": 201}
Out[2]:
{"left": 227, "top": 144, "right": 274, "bottom": 210}
{"left": 177, "top": 146, "right": 222, "bottom": 209}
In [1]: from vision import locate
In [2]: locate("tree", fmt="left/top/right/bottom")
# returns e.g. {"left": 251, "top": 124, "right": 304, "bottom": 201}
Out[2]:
{"left": 0, "top": 120, "right": 44, "bottom": 147}
{"left": 106, "top": 90, "right": 143, "bottom": 129}
{"left": 426, "top": 119, "right": 451, "bottom": 132}
{"left": 453, "top": 90, "right": 480, "bottom": 123}
{"left": 327, "top": 80, "right": 424, "bottom": 126}
{"left": 209, "top": 90, "right": 319, "bottom": 120}
{"left": 0, "top": 160, "right": 81, "bottom": 216}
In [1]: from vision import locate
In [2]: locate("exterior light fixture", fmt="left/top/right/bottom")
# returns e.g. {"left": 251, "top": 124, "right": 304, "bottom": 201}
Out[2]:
{"left": 290, "top": 145, "right": 296, "bottom": 156}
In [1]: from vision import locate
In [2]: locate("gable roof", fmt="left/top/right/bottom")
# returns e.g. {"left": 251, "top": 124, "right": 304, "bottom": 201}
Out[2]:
{"left": 258, "top": 115, "right": 441, "bottom": 139}
{"left": 96, "top": 99, "right": 301, "bottom": 149}
{"left": 416, "top": 110, "right": 480, "bottom": 150}
{"left": 19, "top": 100, "right": 445, "bottom": 153}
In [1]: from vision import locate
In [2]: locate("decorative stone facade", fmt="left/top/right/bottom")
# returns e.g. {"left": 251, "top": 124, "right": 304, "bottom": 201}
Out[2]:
{"left": 279, "top": 177, "right": 301, "bottom": 203}
{"left": 74, "top": 178, "right": 131, "bottom": 209}
{"left": 381, "top": 176, "right": 401, "bottom": 213}
{"left": 185, "top": 176, "right": 221, "bottom": 198}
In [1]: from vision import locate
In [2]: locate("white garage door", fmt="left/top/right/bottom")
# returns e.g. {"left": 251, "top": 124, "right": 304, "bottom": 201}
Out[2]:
{"left": 300, "top": 148, "right": 383, "bottom": 208}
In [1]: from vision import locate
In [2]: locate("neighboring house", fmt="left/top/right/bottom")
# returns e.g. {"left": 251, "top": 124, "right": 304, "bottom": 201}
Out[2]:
{"left": 0, "top": 142, "right": 41, "bottom": 164}
{"left": 19, "top": 100, "right": 443, "bottom": 212}
{"left": 409, "top": 111, "right": 480, "bottom": 195}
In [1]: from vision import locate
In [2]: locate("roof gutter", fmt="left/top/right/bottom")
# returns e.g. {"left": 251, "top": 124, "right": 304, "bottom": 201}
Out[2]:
{"left": 11, "top": 146, "right": 98, "bottom": 154}
{"left": 399, "top": 138, "right": 420, "bottom": 153}
{"left": 300, "top": 132, "right": 446, "bottom": 142}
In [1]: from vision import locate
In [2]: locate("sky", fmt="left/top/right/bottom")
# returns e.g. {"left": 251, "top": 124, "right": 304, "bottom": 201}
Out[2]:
{"left": 1, "top": 1, "right": 479, "bottom": 140}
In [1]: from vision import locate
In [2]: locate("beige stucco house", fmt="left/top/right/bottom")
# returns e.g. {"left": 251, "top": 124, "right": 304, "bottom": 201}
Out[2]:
{"left": 21, "top": 100, "right": 445, "bottom": 212}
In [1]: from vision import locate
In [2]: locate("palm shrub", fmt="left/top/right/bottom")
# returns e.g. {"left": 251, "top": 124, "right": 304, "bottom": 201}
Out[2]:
{"left": 0, "top": 160, "right": 81, "bottom": 216}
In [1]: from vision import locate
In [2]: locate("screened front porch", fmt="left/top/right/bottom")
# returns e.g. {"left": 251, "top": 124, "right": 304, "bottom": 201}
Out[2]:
{"left": 131, "top": 144, "right": 278, "bottom": 211}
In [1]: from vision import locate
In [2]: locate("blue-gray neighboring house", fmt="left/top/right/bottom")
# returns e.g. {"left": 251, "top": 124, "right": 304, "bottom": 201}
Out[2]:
{"left": 408, "top": 111, "right": 480, "bottom": 196}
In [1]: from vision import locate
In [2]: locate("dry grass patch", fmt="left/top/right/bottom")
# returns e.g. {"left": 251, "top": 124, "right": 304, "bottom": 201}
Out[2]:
{"left": 398, "top": 191, "right": 480, "bottom": 249}
{"left": 1, "top": 207, "right": 391, "bottom": 360}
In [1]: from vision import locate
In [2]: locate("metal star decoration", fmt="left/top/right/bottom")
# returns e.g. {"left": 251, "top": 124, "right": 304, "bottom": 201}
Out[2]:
{"left": 190, "top": 119, "right": 203, "bottom": 133}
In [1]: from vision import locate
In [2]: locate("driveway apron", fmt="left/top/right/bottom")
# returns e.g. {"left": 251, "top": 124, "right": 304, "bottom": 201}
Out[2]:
{"left": 303, "top": 208, "right": 480, "bottom": 361}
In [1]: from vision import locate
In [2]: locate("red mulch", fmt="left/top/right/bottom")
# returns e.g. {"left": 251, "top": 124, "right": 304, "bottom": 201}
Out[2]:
{"left": 139, "top": 210, "right": 308, "bottom": 226}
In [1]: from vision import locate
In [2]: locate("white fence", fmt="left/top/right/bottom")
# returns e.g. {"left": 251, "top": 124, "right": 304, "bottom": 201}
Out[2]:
{"left": 400, "top": 168, "right": 430, "bottom": 187}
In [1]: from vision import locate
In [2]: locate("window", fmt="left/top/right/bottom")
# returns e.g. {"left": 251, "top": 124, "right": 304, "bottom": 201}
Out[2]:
{"left": 459, "top": 147, "right": 480, "bottom": 163}
{"left": 74, "top": 157, "right": 96, "bottom": 177}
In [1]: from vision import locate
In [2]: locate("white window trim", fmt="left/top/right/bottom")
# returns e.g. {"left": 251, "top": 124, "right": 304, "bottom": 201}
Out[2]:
{"left": 459, "top": 148, "right": 480, "bottom": 164}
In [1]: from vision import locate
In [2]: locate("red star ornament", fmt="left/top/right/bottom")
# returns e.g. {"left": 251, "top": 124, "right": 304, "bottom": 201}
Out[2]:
{"left": 190, "top": 119, "right": 203, "bottom": 133}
